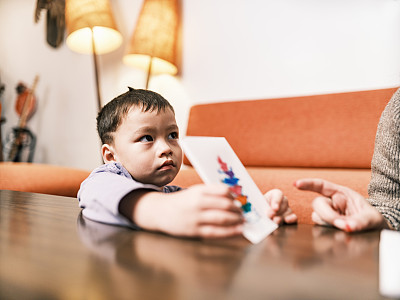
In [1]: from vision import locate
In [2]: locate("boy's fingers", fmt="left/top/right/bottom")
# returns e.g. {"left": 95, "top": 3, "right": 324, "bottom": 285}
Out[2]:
{"left": 280, "top": 206, "right": 298, "bottom": 224}
{"left": 272, "top": 207, "right": 297, "bottom": 225}
{"left": 198, "top": 210, "right": 244, "bottom": 226}
{"left": 283, "top": 212, "right": 298, "bottom": 224}
{"left": 199, "top": 184, "right": 232, "bottom": 197}
{"left": 272, "top": 216, "right": 283, "bottom": 225}
{"left": 276, "top": 196, "right": 289, "bottom": 214}
{"left": 265, "top": 189, "right": 287, "bottom": 212}
{"left": 200, "top": 196, "right": 242, "bottom": 213}
{"left": 198, "top": 224, "right": 243, "bottom": 238}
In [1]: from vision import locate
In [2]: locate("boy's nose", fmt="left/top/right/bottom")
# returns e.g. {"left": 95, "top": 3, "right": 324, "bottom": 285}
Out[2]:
{"left": 157, "top": 140, "right": 173, "bottom": 157}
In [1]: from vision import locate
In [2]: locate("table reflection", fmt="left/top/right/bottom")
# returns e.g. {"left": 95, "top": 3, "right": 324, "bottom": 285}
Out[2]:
{"left": 77, "top": 213, "right": 380, "bottom": 300}
{"left": 77, "top": 213, "right": 251, "bottom": 299}
{"left": 253, "top": 224, "right": 378, "bottom": 269}
{"left": 0, "top": 190, "right": 383, "bottom": 300}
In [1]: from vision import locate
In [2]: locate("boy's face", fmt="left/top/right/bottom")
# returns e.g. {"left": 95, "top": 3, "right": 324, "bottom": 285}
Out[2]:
{"left": 102, "top": 107, "right": 182, "bottom": 187}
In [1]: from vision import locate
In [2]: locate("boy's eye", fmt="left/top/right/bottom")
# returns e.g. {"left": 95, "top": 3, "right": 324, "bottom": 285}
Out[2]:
{"left": 139, "top": 135, "right": 153, "bottom": 142}
{"left": 168, "top": 132, "right": 179, "bottom": 139}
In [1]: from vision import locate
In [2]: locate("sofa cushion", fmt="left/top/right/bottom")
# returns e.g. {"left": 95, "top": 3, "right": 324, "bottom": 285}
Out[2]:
{"left": 172, "top": 167, "right": 371, "bottom": 225}
{"left": 185, "top": 88, "right": 397, "bottom": 168}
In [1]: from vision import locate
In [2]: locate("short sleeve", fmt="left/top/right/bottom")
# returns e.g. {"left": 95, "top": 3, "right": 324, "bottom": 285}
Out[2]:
{"left": 78, "top": 163, "right": 160, "bottom": 228}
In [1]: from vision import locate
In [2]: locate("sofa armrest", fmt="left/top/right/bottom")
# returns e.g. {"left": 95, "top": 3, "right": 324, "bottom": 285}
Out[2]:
{"left": 0, "top": 162, "right": 90, "bottom": 197}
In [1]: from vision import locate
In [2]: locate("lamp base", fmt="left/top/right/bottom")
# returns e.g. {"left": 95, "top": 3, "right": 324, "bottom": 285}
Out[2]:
{"left": 145, "top": 57, "right": 153, "bottom": 90}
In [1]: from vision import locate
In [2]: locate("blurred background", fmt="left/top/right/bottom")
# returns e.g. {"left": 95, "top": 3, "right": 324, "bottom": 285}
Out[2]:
{"left": 0, "top": 0, "right": 399, "bottom": 171}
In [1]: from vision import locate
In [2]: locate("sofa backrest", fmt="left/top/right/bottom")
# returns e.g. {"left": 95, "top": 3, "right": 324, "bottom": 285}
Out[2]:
{"left": 185, "top": 87, "right": 398, "bottom": 168}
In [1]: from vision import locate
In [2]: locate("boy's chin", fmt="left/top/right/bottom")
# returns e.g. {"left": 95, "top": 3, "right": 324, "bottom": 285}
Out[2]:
{"left": 152, "top": 174, "right": 177, "bottom": 187}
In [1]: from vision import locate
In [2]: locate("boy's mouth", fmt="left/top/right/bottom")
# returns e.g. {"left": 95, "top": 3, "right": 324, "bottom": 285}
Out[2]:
{"left": 158, "top": 160, "right": 175, "bottom": 170}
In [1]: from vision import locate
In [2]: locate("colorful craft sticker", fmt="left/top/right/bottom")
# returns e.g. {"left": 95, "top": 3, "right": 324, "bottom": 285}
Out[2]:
{"left": 217, "top": 156, "right": 258, "bottom": 221}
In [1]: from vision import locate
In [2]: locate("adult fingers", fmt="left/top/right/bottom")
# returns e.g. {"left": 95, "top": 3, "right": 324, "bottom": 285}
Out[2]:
{"left": 312, "top": 211, "right": 331, "bottom": 226}
{"left": 333, "top": 204, "right": 387, "bottom": 232}
{"left": 294, "top": 178, "right": 346, "bottom": 198}
{"left": 312, "top": 196, "right": 342, "bottom": 226}
{"left": 332, "top": 218, "right": 357, "bottom": 232}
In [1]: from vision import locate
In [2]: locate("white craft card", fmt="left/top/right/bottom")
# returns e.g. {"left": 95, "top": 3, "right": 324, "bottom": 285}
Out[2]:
{"left": 379, "top": 229, "right": 400, "bottom": 298}
{"left": 180, "top": 136, "right": 278, "bottom": 244}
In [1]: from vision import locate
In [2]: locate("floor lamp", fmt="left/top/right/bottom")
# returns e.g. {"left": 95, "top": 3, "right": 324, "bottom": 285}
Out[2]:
{"left": 65, "top": 0, "right": 122, "bottom": 111}
{"left": 123, "top": 0, "right": 180, "bottom": 89}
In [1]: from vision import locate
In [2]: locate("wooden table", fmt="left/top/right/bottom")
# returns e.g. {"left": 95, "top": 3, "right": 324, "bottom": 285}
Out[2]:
{"left": 0, "top": 189, "right": 387, "bottom": 300}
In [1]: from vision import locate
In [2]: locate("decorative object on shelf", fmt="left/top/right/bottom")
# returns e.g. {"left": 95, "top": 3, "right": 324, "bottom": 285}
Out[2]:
{"left": 0, "top": 77, "right": 5, "bottom": 162}
{"left": 4, "top": 75, "right": 39, "bottom": 163}
{"left": 35, "top": 0, "right": 66, "bottom": 48}
{"left": 65, "top": 0, "right": 122, "bottom": 110}
{"left": 123, "top": 0, "right": 181, "bottom": 89}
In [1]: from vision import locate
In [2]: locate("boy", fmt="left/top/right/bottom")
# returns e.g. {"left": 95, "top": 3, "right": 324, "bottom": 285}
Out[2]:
{"left": 78, "top": 88, "right": 297, "bottom": 238}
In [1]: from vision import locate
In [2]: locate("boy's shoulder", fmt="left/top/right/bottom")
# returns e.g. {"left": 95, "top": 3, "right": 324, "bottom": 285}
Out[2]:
{"left": 90, "top": 162, "right": 132, "bottom": 180}
{"left": 88, "top": 162, "right": 182, "bottom": 192}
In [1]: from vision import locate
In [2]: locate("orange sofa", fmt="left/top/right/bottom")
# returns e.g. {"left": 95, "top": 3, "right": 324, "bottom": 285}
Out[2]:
{"left": 0, "top": 162, "right": 90, "bottom": 198}
{"left": 171, "top": 87, "right": 399, "bottom": 224}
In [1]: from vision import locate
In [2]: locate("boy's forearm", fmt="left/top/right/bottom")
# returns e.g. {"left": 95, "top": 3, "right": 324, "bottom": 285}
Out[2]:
{"left": 119, "top": 189, "right": 165, "bottom": 232}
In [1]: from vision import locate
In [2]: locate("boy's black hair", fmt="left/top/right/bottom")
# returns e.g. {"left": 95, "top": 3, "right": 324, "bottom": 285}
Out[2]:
{"left": 97, "top": 87, "right": 175, "bottom": 145}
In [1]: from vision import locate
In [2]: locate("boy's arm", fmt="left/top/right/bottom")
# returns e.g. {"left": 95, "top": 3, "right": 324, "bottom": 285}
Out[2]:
{"left": 119, "top": 184, "right": 244, "bottom": 238}
{"left": 78, "top": 167, "right": 160, "bottom": 228}
{"left": 118, "top": 189, "right": 162, "bottom": 231}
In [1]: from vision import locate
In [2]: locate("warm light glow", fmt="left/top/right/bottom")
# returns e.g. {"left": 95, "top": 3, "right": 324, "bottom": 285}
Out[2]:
{"left": 123, "top": 54, "right": 178, "bottom": 75}
{"left": 65, "top": 0, "right": 122, "bottom": 55}
{"left": 66, "top": 27, "right": 122, "bottom": 54}
{"left": 123, "top": 0, "right": 180, "bottom": 75}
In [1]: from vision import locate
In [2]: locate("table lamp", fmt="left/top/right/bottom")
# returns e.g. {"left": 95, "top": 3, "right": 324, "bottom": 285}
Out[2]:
{"left": 65, "top": 0, "right": 123, "bottom": 110}
{"left": 123, "top": 0, "right": 180, "bottom": 89}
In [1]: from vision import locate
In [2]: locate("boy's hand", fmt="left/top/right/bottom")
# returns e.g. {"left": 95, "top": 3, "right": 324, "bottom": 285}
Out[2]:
{"left": 264, "top": 189, "right": 298, "bottom": 225}
{"left": 132, "top": 184, "right": 244, "bottom": 239}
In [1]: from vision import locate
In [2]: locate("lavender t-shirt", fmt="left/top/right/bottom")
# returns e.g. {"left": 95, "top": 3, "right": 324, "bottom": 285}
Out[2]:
{"left": 78, "top": 162, "right": 181, "bottom": 228}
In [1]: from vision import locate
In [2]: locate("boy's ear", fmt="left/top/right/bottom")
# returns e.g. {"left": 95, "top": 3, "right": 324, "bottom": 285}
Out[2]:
{"left": 102, "top": 144, "right": 117, "bottom": 163}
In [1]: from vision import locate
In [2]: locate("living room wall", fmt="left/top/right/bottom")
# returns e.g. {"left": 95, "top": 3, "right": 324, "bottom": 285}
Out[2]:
{"left": 1, "top": 0, "right": 399, "bottom": 171}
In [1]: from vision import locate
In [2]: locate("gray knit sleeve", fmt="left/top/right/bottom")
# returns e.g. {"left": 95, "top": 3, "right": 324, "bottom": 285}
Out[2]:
{"left": 367, "top": 88, "right": 400, "bottom": 230}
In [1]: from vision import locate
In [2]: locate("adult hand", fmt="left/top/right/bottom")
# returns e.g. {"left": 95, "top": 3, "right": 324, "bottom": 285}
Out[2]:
{"left": 294, "top": 178, "right": 388, "bottom": 232}
{"left": 264, "top": 189, "right": 297, "bottom": 225}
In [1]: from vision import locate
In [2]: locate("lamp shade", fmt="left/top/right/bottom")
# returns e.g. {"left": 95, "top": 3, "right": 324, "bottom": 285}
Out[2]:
{"left": 65, "top": 0, "right": 122, "bottom": 54}
{"left": 123, "top": 0, "right": 180, "bottom": 75}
